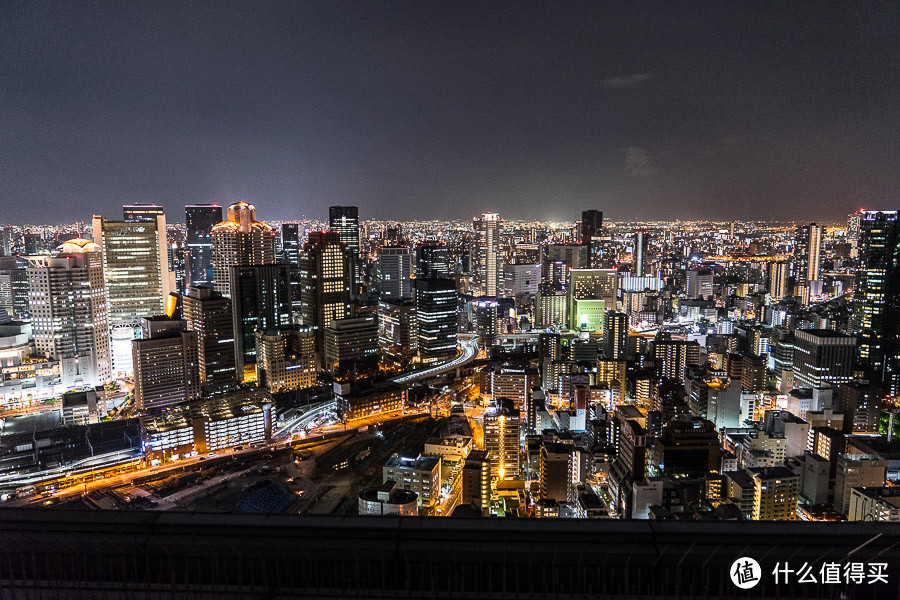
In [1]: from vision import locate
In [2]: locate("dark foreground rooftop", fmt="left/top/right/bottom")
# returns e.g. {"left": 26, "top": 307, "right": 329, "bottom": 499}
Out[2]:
{"left": 0, "top": 508, "right": 898, "bottom": 599}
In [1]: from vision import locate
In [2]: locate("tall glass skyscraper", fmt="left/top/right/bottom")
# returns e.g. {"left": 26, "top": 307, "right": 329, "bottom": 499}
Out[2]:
{"left": 853, "top": 210, "right": 900, "bottom": 395}
{"left": 328, "top": 206, "right": 360, "bottom": 253}
{"left": 92, "top": 214, "right": 172, "bottom": 327}
{"left": 185, "top": 204, "right": 222, "bottom": 286}
{"left": 472, "top": 212, "right": 501, "bottom": 297}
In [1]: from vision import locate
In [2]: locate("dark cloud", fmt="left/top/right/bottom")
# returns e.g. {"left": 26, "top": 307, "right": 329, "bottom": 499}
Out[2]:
{"left": 1, "top": 1, "right": 898, "bottom": 224}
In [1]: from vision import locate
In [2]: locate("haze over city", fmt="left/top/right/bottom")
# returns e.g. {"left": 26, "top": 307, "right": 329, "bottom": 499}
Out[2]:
{"left": 2, "top": 3, "right": 900, "bottom": 599}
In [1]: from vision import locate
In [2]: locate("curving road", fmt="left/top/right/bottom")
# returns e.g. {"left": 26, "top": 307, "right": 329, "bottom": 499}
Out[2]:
{"left": 390, "top": 338, "right": 479, "bottom": 384}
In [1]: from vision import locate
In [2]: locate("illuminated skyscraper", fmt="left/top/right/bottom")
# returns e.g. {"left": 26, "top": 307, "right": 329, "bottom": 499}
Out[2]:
{"left": 767, "top": 261, "right": 790, "bottom": 299}
{"left": 132, "top": 316, "right": 200, "bottom": 413}
{"left": 26, "top": 239, "right": 111, "bottom": 385}
{"left": 299, "top": 231, "right": 353, "bottom": 354}
{"left": 604, "top": 311, "right": 627, "bottom": 359}
{"left": 416, "top": 242, "right": 450, "bottom": 280}
{"left": 377, "top": 300, "right": 418, "bottom": 369}
{"left": 255, "top": 327, "right": 316, "bottom": 392}
{"left": 0, "top": 256, "right": 30, "bottom": 320}
{"left": 230, "top": 264, "right": 292, "bottom": 380}
{"left": 794, "top": 222, "right": 825, "bottom": 283}
{"left": 123, "top": 203, "right": 164, "bottom": 222}
{"left": 183, "top": 284, "right": 236, "bottom": 394}
{"left": 634, "top": 230, "right": 649, "bottom": 277}
{"left": 329, "top": 206, "right": 360, "bottom": 295}
{"left": 852, "top": 210, "right": 900, "bottom": 395}
{"left": 414, "top": 278, "right": 457, "bottom": 363}
{"left": 211, "top": 202, "right": 276, "bottom": 298}
{"left": 484, "top": 398, "right": 521, "bottom": 482}
{"left": 185, "top": 204, "right": 222, "bottom": 286}
{"left": 580, "top": 210, "right": 603, "bottom": 267}
{"left": 535, "top": 284, "right": 568, "bottom": 329}
{"left": 652, "top": 334, "right": 700, "bottom": 383}
{"left": 92, "top": 213, "right": 172, "bottom": 328}
{"left": 377, "top": 246, "right": 411, "bottom": 301}
{"left": 472, "top": 212, "right": 502, "bottom": 296}
{"left": 793, "top": 329, "right": 856, "bottom": 389}
{"left": 328, "top": 206, "right": 360, "bottom": 253}
{"left": 474, "top": 298, "right": 500, "bottom": 351}
{"left": 280, "top": 223, "right": 301, "bottom": 266}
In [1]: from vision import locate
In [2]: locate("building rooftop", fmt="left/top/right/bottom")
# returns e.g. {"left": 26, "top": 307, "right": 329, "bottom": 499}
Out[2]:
{"left": 384, "top": 454, "right": 440, "bottom": 472}
{"left": 748, "top": 466, "right": 799, "bottom": 481}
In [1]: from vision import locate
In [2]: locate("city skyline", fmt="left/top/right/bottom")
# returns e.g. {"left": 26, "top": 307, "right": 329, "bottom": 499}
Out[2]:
{"left": 1, "top": 3, "right": 900, "bottom": 596}
{"left": 3, "top": 2, "right": 899, "bottom": 224}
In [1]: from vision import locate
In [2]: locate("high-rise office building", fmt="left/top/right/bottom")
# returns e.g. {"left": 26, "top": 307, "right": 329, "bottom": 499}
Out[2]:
{"left": 461, "top": 450, "right": 492, "bottom": 515}
{"left": 329, "top": 206, "right": 360, "bottom": 295}
{"left": 535, "top": 284, "right": 568, "bottom": 329}
{"left": 92, "top": 214, "right": 172, "bottom": 327}
{"left": 538, "top": 333, "right": 561, "bottom": 387}
{"left": 182, "top": 284, "right": 236, "bottom": 394}
{"left": 279, "top": 223, "right": 303, "bottom": 321}
{"left": 540, "top": 441, "right": 573, "bottom": 503}
{"left": 280, "top": 223, "right": 302, "bottom": 266}
{"left": 328, "top": 206, "right": 360, "bottom": 253}
{"left": 0, "top": 256, "right": 30, "bottom": 320}
{"left": 0, "top": 228, "right": 11, "bottom": 256}
{"left": 123, "top": 203, "right": 164, "bottom": 223}
{"left": 211, "top": 202, "right": 276, "bottom": 298}
{"left": 685, "top": 269, "right": 714, "bottom": 299}
{"left": 569, "top": 269, "right": 617, "bottom": 306}
{"left": 479, "top": 365, "right": 537, "bottom": 422}
{"left": 26, "top": 239, "right": 111, "bottom": 385}
{"left": 299, "top": 231, "right": 353, "bottom": 354}
{"left": 580, "top": 210, "right": 603, "bottom": 244}
{"left": 852, "top": 210, "right": 900, "bottom": 395}
{"left": 503, "top": 263, "right": 541, "bottom": 300}
{"left": 604, "top": 311, "right": 627, "bottom": 359}
{"left": 484, "top": 398, "right": 521, "bottom": 481}
{"left": 377, "top": 246, "right": 411, "bottom": 301}
{"left": 633, "top": 230, "right": 649, "bottom": 277}
{"left": 547, "top": 244, "right": 589, "bottom": 270}
{"left": 580, "top": 210, "right": 603, "bottom": 267}
{"left": 472, "top": 212, "right": 502, "bottom": 297}
{"left": 255, "top": 327, "right": 316, "bottom": 392}
{"left": 413, "top": 279, "right": 457, "bottom": 363}
{"left": 835, "top": 383, "right": 884, "bottom": 435}
{"left": 168, "top": 233, "right": 187, "bottom": 294}
{"left": 185, "top": 204, "right": 222, "bottom": 286}
{"left": 377, "top": 300, "right": 418, "bottom": 369}
{"left": 794, "top": 222, "right": 825, "bottom": 283}
{"left": 793, "top": 329, "right": 856, "bottom": 389}
{"left": 23, "top": 232, "right": 45, "bottom": 254}
{"left": 416, "top": 242, "right": 450, "bottom": 280}
{"left": 474, "top": 298, "right": 500, "bottom": 351}
{"left": 230, "top": 264, "right": 292, "bottom": 381}
{"left": 651, "top": 417, "right": 719, "bottom": 476}
{"left": 741, "top": 353, "right": 768, "bottom": 393}
{"left": 569, "top": 268, "right": 616, "bottom": 330}
{"left": 132, "top": 316, "right": 200, "bottom": 413}
{"left": 324, "top": 316, "right": 379, "bottom": 381}
{"left": 767, "top": 261, "right": 791, "bottom": 299}
{"left": 652, "top": 334, "right": 700, "bottom": 383}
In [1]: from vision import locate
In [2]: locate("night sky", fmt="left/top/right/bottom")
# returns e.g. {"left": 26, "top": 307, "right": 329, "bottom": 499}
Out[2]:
{"left": 2, "top": 1, "right": 898, "bottom": 224}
